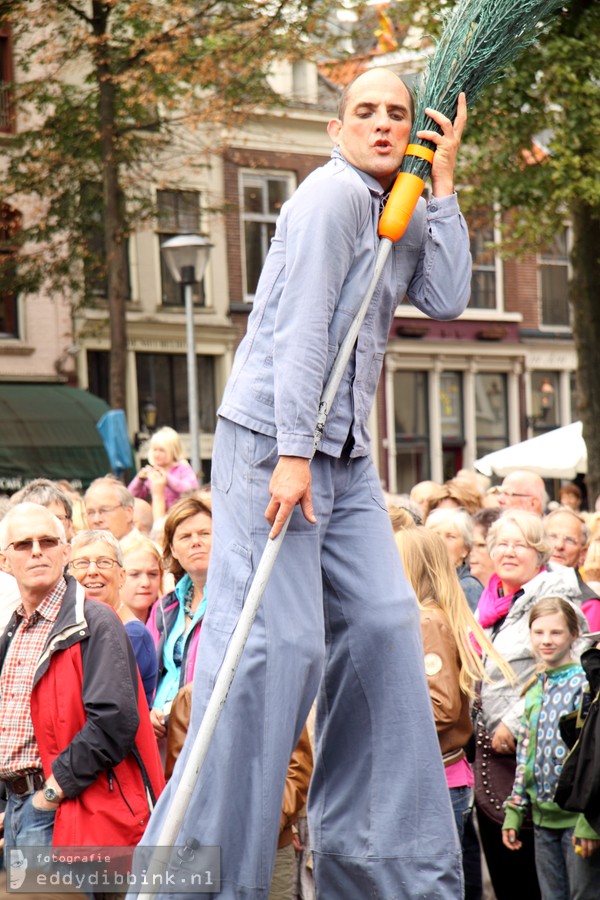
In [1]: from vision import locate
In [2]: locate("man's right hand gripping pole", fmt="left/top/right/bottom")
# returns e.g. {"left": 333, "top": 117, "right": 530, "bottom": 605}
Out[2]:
{"left": 265, "top": 456, "right": 317, "bottom": 539}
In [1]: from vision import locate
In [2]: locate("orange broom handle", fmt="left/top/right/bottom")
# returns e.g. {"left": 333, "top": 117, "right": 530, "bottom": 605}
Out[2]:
{"left": 378, "top": 144, "right": 435, "bottom": 243}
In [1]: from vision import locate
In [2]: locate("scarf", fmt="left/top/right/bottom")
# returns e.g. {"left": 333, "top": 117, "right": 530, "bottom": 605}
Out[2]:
{"left": 477, "top": 572, "right": 527, "bottom": 629}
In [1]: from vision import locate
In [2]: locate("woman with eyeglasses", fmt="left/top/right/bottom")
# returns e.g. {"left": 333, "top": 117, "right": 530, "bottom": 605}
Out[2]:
{"left": 473, "top": 510, "right": 589, "bottom": 900}
{"left": 146, "top": 494, "right": 212, "bottom": 747}
{"left": 69, "top": 529, "right": 158, "bottom": 707}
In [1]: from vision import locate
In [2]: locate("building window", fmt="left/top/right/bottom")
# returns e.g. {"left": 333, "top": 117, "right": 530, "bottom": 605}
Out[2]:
{"left": 440, "top": 371, "right": 464, "bottom": 479}
{"left": 0, "top": 203, "right": 20, "bottom": 338}
{"left": 135, "top": 352, "right": 216, "bottom": 435}
{"left": 394, "top": 371, "right": 430, "bottom": 492}
{"left": 469, "top": 208, "right": 497, "bottom": 310}
{"left": 87, "top": 350, "right": 110, "bottom": 403}
{"left": 530, "top": 370, "right": 559, "bottom": 432}
{"left": 540, "top": 228, "right": 570, "bottom": 327}
{"left": 157, "top": 190, "right": 205, "bottom": 307}
{"left": 475, "top": 373, "right": 508, "bottom": 458}
{"left": 0, "top": 29, "right": 14, "bottom": 133}
{"left": 241, "top": 171, "right": 294, "bottom": 300}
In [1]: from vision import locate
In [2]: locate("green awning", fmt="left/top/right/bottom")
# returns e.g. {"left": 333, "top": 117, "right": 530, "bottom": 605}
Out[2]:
{"left": 0, "top": 383, "right": 112, "bottom": 492}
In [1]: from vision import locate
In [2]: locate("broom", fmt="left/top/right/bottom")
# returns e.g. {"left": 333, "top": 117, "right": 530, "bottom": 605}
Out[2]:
{"left": 379, "top": 0, "right": 568, "bottom": 242}
{"left": 132, "top": 2, "right": 567, "bottom": 893}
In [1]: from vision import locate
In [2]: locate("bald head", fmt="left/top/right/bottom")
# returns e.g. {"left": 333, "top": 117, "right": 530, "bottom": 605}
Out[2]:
{"left": 499, "top": 470, "right": 548, "bottom": 516}
{"left": 337, "top": 68, "right": 415, "bottom": 121}
{"left": 328, "top": 68, "right": 414, "bottom": 190}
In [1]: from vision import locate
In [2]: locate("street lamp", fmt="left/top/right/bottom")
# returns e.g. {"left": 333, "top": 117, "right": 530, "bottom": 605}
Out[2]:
{"left": 160, "top": 234, "right": 213, "bottom": 477}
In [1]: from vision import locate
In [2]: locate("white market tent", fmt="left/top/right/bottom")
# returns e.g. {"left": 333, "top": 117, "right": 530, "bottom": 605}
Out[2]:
{"left": 474, "top": 421, "right": 587, "bottom": 480}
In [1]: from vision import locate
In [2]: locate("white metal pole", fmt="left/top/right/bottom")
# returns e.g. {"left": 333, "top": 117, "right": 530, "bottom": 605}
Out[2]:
{"left": 185, "top": 281, "right": 200, "bottom": 476}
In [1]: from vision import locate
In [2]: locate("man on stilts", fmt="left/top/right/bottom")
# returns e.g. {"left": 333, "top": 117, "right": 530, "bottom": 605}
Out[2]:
{"left": 136, "top": 67, "right": 471, "bottom": 899}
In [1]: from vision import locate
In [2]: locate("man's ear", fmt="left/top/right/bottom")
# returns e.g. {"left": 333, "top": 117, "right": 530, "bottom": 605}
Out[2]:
{"left": 327, "top": 118, "right": 342, "bottom": 143}
{"left": 0, "top": 552, "right": 12, "bottom": 575}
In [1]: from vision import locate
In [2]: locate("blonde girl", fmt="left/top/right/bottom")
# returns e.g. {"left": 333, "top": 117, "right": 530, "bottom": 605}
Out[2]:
{"left": 395, "top": 526, "right": 515, "bottom": 890}
{"left": 129, "top": 425, "right": 199, "bottom": 515}
{"left": 395, "top": 527, "right": 514, "bottom": 699}
{"left": 121, "top": 534, "right": 165, "bottom": 624}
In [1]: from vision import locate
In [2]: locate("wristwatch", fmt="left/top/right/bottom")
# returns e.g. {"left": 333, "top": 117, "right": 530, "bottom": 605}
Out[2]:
{"left": 43, "top": 784, "right": 62, "bottom": 804}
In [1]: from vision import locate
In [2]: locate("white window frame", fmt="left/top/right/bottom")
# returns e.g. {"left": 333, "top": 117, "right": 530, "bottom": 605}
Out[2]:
{"left": 469, "top": 206, "right": 502, "bottom": 313}
{"left": 240, "top": 169, "right": 296, "bottom": 303}
{"left": 537, "top": 223, "right": 571, "bottom": 331}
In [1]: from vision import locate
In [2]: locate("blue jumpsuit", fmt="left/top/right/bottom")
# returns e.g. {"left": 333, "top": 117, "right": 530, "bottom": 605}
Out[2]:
{"left": 137, "top": 147, "right": 472, "bottom": 898}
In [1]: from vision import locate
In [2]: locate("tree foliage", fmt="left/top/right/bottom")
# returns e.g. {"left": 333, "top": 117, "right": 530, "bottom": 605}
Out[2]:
{"left": 395, "top": 0, "right": 600, "bottom": 497}
{"left": 391, "top": 0, "right": 599, "bottom": 240}
{"left": 0, "top": 0, "right": 333, "bottom": 406}
{"left": 453, "top": 0, "right": 600, "bottom": 251}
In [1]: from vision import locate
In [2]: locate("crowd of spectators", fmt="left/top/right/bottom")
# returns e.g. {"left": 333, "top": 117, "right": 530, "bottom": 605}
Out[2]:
{"left": 2, "top": 461, "right": 600, "bottom": 899}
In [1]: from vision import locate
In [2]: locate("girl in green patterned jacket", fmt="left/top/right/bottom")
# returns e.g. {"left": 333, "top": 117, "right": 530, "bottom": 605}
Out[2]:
{"left": 502, "top": 596, "right": 600, "bottom": 899}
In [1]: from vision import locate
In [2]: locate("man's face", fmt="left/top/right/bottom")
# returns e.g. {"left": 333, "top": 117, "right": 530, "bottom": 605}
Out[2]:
{"left": 85, "top": 484, "right": 133, "bottom": 539}
{"left": 0, "top": 507, "right": 70, "bottom": 601}
{"left": 546, "top": 512, "right": 586, "bottom": 569}
{"left": 46, "top": 499, "right": 74, "bottom": 542}
{"left": 69, "top": 539, "right": 125, "bottom": 607}
{"left": 327, "top": 70, "right": 412, "bottom": 190}
{"left": 9, "top": 849, "right": 28, "bottom": 889}
{"left": 498, "top": 475, "right": 541, "bottom": 514}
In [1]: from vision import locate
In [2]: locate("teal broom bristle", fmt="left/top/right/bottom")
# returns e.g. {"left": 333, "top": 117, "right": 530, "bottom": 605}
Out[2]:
{"left": 402, "top": 0, "right": 566, "bottom": 180}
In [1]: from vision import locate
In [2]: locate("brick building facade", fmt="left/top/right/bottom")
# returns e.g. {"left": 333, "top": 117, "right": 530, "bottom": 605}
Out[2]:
{"left": 0, "top": 42, "right": 578, "bottom": 491}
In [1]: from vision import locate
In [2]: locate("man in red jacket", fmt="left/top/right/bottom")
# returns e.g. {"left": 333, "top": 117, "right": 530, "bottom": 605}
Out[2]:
{"left": 0, "top": 503, "right": 164, "bottom": 868}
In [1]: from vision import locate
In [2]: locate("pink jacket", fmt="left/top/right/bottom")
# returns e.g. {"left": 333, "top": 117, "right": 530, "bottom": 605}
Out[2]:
{"left": 128, "top": 459, "right": 198, "bottom": 510}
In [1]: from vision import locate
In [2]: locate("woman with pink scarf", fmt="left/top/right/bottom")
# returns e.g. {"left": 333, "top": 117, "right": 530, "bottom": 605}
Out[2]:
{"left": 474, "top": 509, "right": 588, "bottom": 900}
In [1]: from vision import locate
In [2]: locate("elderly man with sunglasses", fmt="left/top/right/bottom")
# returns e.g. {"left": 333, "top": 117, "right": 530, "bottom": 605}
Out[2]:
{"left": 0, "top": 502, "right": 163, "bottom": 867}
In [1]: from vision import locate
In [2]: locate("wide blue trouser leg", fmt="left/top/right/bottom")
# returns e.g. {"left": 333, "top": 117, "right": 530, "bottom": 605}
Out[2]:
{"left": 137, "top": 420, "right": 325, "bottom": 899}
{"left": 309, "top": 455, "right": 462, "bottom": 898}
{"left": 136, "top": 419, "right": 462, "bottom": 899}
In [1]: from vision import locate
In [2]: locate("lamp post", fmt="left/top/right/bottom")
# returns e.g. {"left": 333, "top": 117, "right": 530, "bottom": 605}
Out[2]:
{"left": 160, "top": 234, "right": 212, "bottom": 477}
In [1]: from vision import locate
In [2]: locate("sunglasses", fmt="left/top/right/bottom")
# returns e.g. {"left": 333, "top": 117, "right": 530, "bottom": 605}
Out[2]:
{"left": 5, "top": 537, "right": 63, "bottom": 553}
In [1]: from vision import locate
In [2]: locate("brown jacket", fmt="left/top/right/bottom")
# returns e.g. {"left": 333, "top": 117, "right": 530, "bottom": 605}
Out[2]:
{"left": 278, "top": 724, "right": 313, "bottom": 848}
{"left": 420, "top": 605, "right": 472, "bottom": 765}
{"left": 165, "top": 684, "right": 313, "bottom": 848}
{"left": 165, "top": 682, "right": 193, "bottom": 779}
